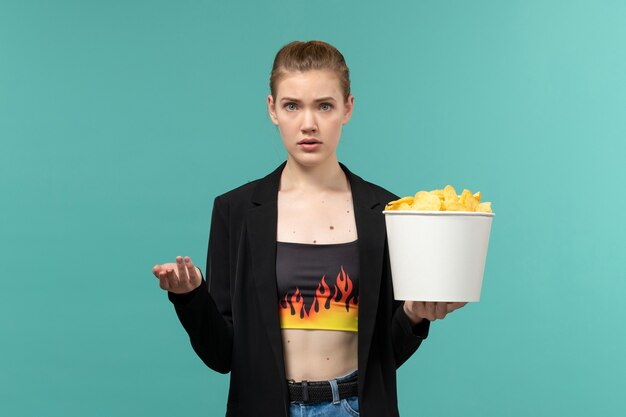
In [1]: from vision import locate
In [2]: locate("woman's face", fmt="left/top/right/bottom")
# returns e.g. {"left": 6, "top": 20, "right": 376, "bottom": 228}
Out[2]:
{"left": 267, "top": 69, "right": 354, "bottom": 168}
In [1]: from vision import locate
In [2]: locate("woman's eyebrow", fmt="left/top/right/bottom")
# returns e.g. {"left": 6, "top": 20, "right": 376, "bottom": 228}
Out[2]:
{"left": 314, "top": 96, "right": 337, "bottom": 102}
{"left": 279, "top": 96, "right": 337, "bottom": 102}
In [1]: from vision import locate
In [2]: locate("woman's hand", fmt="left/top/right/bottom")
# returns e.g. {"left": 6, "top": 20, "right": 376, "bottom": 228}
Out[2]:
{"left": 152, "top": 256, "right": 202, "bottom": 294}
{"left": 403, "top": 301, "right": 468, "bottom": 326}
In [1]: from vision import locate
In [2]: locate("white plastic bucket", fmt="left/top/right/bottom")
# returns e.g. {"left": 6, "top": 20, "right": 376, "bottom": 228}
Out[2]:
{"left": 383, "top": 211, "right": 494, "bottom": 302}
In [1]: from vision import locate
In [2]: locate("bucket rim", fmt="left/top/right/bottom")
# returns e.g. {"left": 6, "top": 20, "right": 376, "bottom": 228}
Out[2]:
{"left": 383, "top": 210, "right": 495, "bottom": 217}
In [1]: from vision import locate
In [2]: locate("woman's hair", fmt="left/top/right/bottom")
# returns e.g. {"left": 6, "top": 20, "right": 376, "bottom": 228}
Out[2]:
{"left": 270, "top": 40, "right": 351, "bottom": 102}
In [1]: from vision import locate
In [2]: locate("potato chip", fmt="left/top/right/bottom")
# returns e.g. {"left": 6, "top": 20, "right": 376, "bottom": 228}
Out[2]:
{"left": 384, "top": 196, "right": 414, "bottom": 210}
{"left": 443, "top": 185, "right": 458, "bottom": 204}
{"left": 475, "top": 202, "right": 492, "bottom": 213}
{"left": 444, "top": 201, "right": 466, "bottom": 211}
{"left": 459, "top": 189, "right": 479, "bottom": 212}
{"left": 412, "top": 192, "right": 442, "bottom": 211}
{"left": 430, "top": 189, "right": 445, "bottom": 200}
{"left": 385, "top": 185, "right": 493, "bottom": 213}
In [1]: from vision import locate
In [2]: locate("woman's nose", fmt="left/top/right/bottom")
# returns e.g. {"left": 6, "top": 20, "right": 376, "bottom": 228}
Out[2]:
{"left": 301, "top": 109, "right": 317, "bottom": 132}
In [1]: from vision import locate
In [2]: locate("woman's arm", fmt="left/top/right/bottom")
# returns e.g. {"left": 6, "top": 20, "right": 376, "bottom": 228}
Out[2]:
{"left": 391, "top": 300, "right": 430, "bottom": 368}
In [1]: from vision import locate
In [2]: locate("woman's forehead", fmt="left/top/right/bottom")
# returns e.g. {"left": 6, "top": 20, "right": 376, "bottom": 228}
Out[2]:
{"left": 275, "top": 70, "right": 343, "bottom": 100}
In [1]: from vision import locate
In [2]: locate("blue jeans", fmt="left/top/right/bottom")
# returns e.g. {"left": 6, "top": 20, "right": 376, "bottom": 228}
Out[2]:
{"left": 288, "top": 370, "right": 359, "bottom": 417}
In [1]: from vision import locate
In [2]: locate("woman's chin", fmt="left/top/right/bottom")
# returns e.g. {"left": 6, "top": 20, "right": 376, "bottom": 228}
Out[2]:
{"left": 287, "top": 153, "right": 337, "bottom": 168}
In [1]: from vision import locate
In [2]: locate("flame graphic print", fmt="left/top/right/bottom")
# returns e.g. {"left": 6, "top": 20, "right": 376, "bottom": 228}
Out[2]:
{"left": 279, "top": 266, "right": 358, "bottom": 332}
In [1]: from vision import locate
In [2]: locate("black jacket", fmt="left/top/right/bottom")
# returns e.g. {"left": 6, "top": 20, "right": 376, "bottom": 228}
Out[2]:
{"left": 168, "top": 162, "right": 430, "bottom": 417}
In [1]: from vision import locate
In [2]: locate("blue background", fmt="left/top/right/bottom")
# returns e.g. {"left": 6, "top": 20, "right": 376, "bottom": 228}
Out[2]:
{"left": 1, "top": 1, "right": 625, "bottom": 416}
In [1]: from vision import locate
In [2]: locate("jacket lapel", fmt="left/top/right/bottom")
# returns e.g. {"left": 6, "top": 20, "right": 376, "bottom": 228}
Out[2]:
{"left": 342, "top": 164, "right": 387, "bottom": 376}
{"left": 246, "top": 163, "right": 287, "bottom": 381}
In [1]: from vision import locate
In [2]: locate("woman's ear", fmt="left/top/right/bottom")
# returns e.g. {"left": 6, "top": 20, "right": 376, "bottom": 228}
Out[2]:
{"left": 267, "top": 94, "right": 279, "bottom": 125}
{"left": 342, "top": 95, "right": 355, "bottom": 125}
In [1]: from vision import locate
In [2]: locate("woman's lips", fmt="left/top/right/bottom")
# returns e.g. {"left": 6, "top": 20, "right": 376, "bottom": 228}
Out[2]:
{"left": 297, "top": 139, "right": 321, "bottom": 152}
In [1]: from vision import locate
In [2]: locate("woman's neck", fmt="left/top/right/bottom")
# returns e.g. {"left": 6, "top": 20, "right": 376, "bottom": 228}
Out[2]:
{"left": 280, "top": 157, "right": 349, "bottom": 193}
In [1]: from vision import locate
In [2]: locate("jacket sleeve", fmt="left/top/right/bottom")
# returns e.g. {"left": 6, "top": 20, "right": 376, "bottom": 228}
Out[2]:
{"left": 167, "top": 196, "right": 234, "bottom": 374}
{"left": 391, "top": 301, "right": 430, "bottom": 368}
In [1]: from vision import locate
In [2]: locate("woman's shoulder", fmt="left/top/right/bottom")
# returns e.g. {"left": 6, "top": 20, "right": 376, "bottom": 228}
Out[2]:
{"left": 359, "top": 177, "right": 400, "bottom": 202}
{"left": 340, "top": 164, "right": 400, "bottom": 203}
{"left": 215, "top": 177, "right": 263, "bottom": 201}
{"left": 213, "top": 163, "right": 285, "bottom": 207}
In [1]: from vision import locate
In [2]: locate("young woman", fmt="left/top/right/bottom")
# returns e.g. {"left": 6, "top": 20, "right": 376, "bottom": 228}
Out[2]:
{"left": 152, "top": 40, "right": 466, "bottom": 417}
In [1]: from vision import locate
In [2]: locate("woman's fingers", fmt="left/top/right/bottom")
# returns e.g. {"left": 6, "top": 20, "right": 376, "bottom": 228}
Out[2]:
{"left": 184, "top": 256, "right": 199, "bottom": 284}
{"left": 411, "top": 301, "right": 425, "bottom": 320}
{"left": 153, "top": 264, "right": 167, "bottom": 279}
{"left": 153, "top": 263, "right": 174, "bottom": 277}
{"left": 417, "top": 302, "right": 432, "bottom": 321}
{"left": 152, "top": 258, "right": 199, "bottom": 293}
{"left": 418, "top": 302, "right": 436, "bottom": 321}
{"left": 176, "top": 256, "right": 189, "bottom": 286}
{"left": 406, "top": 300, "right": 468, "bottom": 322}
{"left": 165, "top": 267, "right": 179, "bottom": 289}
{"left": 435, "top": 302, "right": 447, "bottom": 320}
{"left": 158, "top": 269, "right": 170, "bottom": 290}
{"left": 153, "top": 265, "right": 170, "bottom": 290}
{"left": 447, "top": 302, "right": 467, "bottom": 313}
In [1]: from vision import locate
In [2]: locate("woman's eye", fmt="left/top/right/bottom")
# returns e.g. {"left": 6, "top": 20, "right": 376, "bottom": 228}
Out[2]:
{"left": 285, "top": 103, "right": 297, "bottom": 111}
{"left": 320, "top": 103, "right": 332, "bottom": 111}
